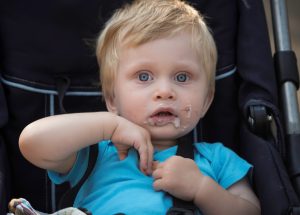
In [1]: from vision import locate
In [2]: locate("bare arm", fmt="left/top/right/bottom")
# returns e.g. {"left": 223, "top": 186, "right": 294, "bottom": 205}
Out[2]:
{"left": 152, "top": 156, "right": 260, "bottom": 215}
{"left": 193, "top": 175, "right": 260, "bottom": 215}
{"left": 19, "top": 112, "right": 153, "bottom": 174}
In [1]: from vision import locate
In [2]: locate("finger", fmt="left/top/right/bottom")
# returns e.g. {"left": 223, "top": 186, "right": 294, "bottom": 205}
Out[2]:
{"left": 156, "top": 161, "right": 164, "bottom": 169}
{"left": 153, "top": 178, "right": 164, "bottom": 191}
{"left": 152, "top": 168, "right": 163, "bottom": 179}
{"left": 133, "top": 141, "right": 149, "bottom": 174}
{"left": 146, "top": 139, "right": 154, "bottom": 174}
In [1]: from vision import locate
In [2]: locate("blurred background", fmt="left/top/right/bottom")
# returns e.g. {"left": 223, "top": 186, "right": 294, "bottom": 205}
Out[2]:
{"left": 263, "top": 0, "right": 300, "bottom": 108}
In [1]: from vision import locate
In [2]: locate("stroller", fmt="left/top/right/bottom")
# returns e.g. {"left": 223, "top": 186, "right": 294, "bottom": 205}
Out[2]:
{"left": 0, "top": 0, "right": 299, "bottom": 214}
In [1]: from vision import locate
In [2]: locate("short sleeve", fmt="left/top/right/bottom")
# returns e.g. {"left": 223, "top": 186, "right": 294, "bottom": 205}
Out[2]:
{"left": 47, "top": 146, "right": 89, "bottom": 187}
{"left": 212, "top": 143, "right": 252, "bottom": 189}
{"left": 47, "top": 140, "right": 110, "bottom": 187}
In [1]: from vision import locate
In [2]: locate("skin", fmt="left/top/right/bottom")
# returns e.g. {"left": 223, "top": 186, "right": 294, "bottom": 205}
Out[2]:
{"left": 19, "top": 32, "right": 261, "bottom": 215}
{"left": 108, "top": 32, "right": 213, "bottom": 150}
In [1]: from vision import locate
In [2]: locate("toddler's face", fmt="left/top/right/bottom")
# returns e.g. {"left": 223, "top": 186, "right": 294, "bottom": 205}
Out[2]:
{"left": 107, "top": 32, "right": 213, "bottom": 149}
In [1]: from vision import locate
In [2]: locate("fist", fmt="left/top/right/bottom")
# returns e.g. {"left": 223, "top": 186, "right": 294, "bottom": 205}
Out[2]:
{"left": 152, "top": 156, "right": 203, "bottom": 201}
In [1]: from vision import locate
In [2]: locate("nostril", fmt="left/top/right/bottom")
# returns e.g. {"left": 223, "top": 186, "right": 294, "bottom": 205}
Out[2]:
{"left": 154, "top": 89, "right": 175, "bottom": 100}
{"left": 155, "top": 95, "right": 174, "bottom": 100}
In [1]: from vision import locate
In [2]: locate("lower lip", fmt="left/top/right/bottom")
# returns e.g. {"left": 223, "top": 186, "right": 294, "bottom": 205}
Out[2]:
{"left": 148, "top": 115, "right": 180, "bottom": 128}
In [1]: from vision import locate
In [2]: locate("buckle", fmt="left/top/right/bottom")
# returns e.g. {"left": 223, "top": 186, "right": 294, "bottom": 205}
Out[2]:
{"left": 166, "top": 207, "right": 196, "bottom": 215}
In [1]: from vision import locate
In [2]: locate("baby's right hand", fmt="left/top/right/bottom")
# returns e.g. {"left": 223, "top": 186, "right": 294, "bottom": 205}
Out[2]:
{"left": 111, "top": 116, "right": 153, "bottom": 175}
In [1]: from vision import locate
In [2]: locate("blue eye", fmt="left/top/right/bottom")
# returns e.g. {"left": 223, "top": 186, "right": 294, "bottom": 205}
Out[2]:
{"left": 175, "top": 73, "right": 188, "bottom": 82}
{"left": 138, "top": 72, "right": 151, "bottom": 81}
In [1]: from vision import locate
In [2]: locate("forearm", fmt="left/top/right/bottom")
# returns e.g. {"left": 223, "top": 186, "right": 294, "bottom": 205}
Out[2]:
{"left": 19, "top": 112, "right": 119, "bottom": 172}
{"left": 194, "top": 176, "right": 260, "bottom": 215}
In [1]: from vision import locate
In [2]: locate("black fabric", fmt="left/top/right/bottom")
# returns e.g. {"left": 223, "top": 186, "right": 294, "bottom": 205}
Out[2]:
{"left": 0, "top": 0, "right": 133, "bottom": 86}
{"left": 0, "top": 81, "right": 9, "bottom": 215}
{"left": 240, "top": 121, "right": 299, "bottom": 214}
{"left": 0, "top": 135, "right": 10, "bottom": 215}
{"left": 176, "top": 132, "right": 195, "bottom": 159}
{"left": 166, "top": 207, "right": 195, "bottom": 215}
{"left": 1, "top": 83, "right": 104, "bottom": 213}
{"left": 0, "top": 82, "right": 8, "bottom": 127}
{"left": 55, "top": 76, "right": 71, "bottom": 114}
{"left": 289, "top": 206, "right": 300, "bottom": 215}
{"left": 0, "top": 0, "right": 122, "bottom": 212}
{"left": 286, "top": 133, "right": 300, "bottom": 197}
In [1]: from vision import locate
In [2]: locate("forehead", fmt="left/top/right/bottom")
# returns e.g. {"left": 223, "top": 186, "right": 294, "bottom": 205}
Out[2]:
{"left": 121, "top": 32, "right": 201, "bottom": 60}
{"left": 117, "top": 32, "right": 203, "bottom": 72}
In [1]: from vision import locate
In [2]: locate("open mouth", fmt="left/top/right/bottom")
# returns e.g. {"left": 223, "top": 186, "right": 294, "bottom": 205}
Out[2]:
{"left": 151, "top": 110, "right": 177, "bottom": 119}
{"left": 154, "top": 111, "right": 174, "bottom": 117}
{"left": 148, "top": 110, "right": 180, "bottom": 128}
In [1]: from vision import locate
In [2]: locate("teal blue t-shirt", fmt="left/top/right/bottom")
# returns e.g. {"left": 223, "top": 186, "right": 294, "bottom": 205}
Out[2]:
{"left": 48, "top": 141, "right": 251, "bottom": 215}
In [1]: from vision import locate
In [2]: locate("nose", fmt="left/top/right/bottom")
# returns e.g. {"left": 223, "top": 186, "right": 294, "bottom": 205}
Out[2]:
{"left": 153, "top": 81, "right": 176, "bottom": 100}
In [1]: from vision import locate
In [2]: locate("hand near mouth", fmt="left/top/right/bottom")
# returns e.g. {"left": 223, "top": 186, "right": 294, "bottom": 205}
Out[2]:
{"left": 111, "top": 115, "right": 154, "bottom": 175}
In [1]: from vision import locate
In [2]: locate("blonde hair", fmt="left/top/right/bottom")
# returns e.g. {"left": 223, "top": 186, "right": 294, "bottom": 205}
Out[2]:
{"left": 96, "top": 0, "right": 217, "bottom": 101}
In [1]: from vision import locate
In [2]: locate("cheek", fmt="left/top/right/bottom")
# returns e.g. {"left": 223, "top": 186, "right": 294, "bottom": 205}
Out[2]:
{"left": 117, "top": 98, "right": 146, "bottom": 123}
{"left": 180, "top": 96, "right": 203, "bottom": 117}
{"left": 180, "top": 94, "right": 206, "bottom": 122}
{"left": 176, "top": 104, "right": 198, "bottom": 131}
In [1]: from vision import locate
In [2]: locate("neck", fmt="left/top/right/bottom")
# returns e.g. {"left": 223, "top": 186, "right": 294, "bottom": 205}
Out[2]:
{"left": 152, "top": 139, "right": 178, "bottom": 150}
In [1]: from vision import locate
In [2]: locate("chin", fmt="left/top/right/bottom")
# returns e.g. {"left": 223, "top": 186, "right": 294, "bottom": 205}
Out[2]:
{"left": 150, "top": 128, "right": 188, "bottom": 141}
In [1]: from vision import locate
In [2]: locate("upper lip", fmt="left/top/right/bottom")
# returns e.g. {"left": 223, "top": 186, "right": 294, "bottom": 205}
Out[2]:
{"left": 150, "top": 107, "right": 177, "bottom": 117}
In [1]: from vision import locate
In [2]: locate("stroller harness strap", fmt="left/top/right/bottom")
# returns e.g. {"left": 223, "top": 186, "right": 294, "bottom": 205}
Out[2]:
{"left": 58, "top": 144, "right": 99, "bottom": 212}
{"left": 167, "top": 132, "right": 198, "bottom": 215}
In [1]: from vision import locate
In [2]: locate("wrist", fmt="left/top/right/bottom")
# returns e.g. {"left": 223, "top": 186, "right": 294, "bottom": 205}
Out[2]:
{"left": 193, "top": 175, "right": 213, "bottom": 205}
{"left": 102, "top": 112, "right": 121, "bottom": 140}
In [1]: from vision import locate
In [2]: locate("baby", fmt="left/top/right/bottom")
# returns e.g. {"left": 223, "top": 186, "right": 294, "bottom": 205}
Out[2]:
{"left": 19, "top": 0, "right": 261, "bottom": 214}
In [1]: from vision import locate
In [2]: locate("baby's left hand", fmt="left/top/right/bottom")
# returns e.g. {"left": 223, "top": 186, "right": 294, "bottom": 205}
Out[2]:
{"left": 152, "top": 156, "right": 203, "bottom": 202}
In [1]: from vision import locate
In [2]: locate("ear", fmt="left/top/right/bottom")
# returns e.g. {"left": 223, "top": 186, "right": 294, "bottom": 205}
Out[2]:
{"left": 200, "top": 89, "right": 214, "bottom": 118}
{"left": 105, "top": 96, "right": 118, "bottom": 114}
